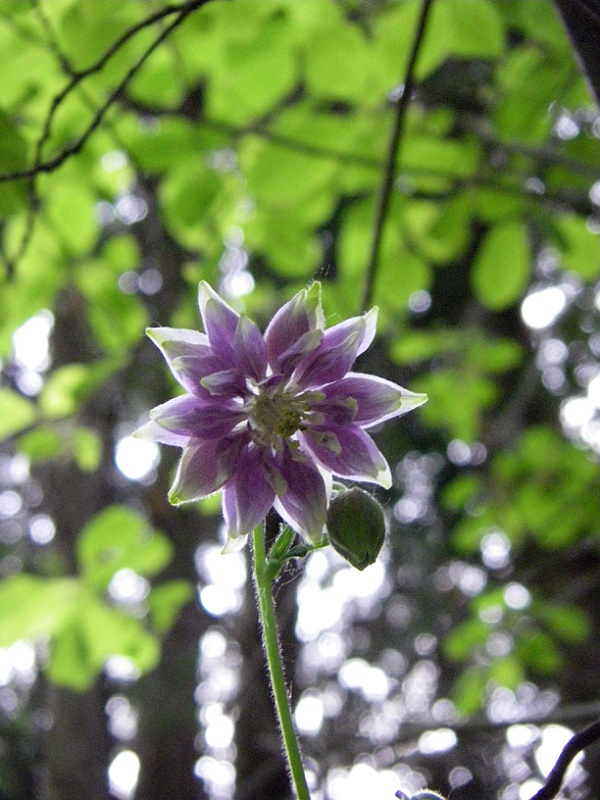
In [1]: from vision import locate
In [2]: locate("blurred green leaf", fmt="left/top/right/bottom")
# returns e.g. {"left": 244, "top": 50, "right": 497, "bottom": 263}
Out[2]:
{"left": 39, "top": 361, "right": 117, "bottom": 419}
{"left": 413, "top": 370, "right": 497, "bottom": 440}
{"left": 515, "top": 629, "right": 562, "bottom": 674}
{"left": 445, "top": 618, "right": 489, "bottom": 661}
{"left": 148, "top": 581, "right": 194, "bottom": 633}
{"left": 17, "top": 426, "right": 64, "bottom": 464}
{"left": 489, "top": 656, "right": 524, "bottom": 689}
{"left": 472, "top": 222, "right": 530, "bottom": 310}
{"left": 0, "top": 574, "right": 79, "bottom": 646}
{"left": 47, "top": 593, "right": 160, "bottom": 691}
{"left": 0, "top": 389, "right": 37, "bottom": 440}
{"left": 452, "top": 665, "right": 487, "bottom": 715}
{"left": 73, "top": 427, "right": 102, "bottom": 472}
{"left": 554, "top": 214, "right": 600, "bottom": 279}
{"left": 77, "top": 506, "right": 172, "bottom": 591}
{"left": 538, "top": 604, "right": 590, "bottom": 644}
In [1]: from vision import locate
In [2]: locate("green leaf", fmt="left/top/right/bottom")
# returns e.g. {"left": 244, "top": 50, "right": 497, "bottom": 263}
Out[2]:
{"left": 374, "top": 251, "right": 431, "bottom": 312}
{"left": 44, "top": 181, "right": 98, "bottom": 257}
{"left": 489, "top": 656, "right": 524, "bottom": 690}
{"left": 515, "top": 630, "right": 562, "bottom": 674}
{"left": 442, "top": 475, "right": 481, "bottom": 510}
{"left": 472, "top": 222, "right": 530, "bottom": 310}
{"left": 413, "top": 370, "right": 497, "bottom": 440}
{"left": 101, "top": 235, "right": 140, "bottom": 273}
{"left": 17, "top": 426, "right": 64, "bottom": 464}
{"left": 554, "top": 215, "right": 600, "bottom": 279}
{"left": 206, "top": 11, "right": 297, "bottom": 124}
{"left": 77, "top": 506, "right": 173, "bottom": 591}
{"left": 39, "top": 361, "right": 116, "bottom": 419}
{"left": 73, "top": 427, "right": 102, "bottom": 472}
{"left": 452, "top": 665, "right": 487, "bottom": 715}
{"left": 304, "top": 22, "right": 371, "bottom": 103}
{"left": 242, "top": 138, "right": 337, "bottom": 207}
{"left": 539, "top": 604, "right": 590, "bottom": 644}
{"left": 148, "top": 581, "right": 194, "bottom": 633}
{"left": 47, "top": 594, "right": 160, "bottom": 691}
{"left": 445, "top": 618, "right": 489, "bottom": 661}
{"left": 391, "top": 331, "right": 457, "bottom": 364}
{"left": 159, "top": 159, "right": 223, "bottom": 250}
{"left": 0, "top": 574, "right": 79, "bottom": 646}
{"left": 0, "top": 389, "right": 36, "bottom": 440}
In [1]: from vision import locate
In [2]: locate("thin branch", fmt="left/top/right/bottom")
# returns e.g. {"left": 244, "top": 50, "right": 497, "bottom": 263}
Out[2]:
{"left": 361, "top": 0, "right": 435, "bottom": 313}
{"left": 531, "top": 718, "right": 600, "bottom": 800}
{"left": 0, "top": 0, "right": 209, "bottom": 183}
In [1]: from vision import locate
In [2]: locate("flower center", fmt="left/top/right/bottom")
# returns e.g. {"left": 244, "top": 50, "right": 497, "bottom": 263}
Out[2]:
{"left": 247, "top": 386, "right": 324, "bottom": 448}
{"left": 250, "top": 391, "right": 303, "bottom": 440}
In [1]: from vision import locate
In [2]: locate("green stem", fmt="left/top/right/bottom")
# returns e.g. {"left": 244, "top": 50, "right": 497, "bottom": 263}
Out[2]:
{"left": 252, "top": 524, "right": 311, "bottom": 800}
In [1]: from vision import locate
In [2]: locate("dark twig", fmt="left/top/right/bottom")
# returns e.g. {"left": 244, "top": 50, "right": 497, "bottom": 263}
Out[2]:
{"left": 0, "top": 0, "right": 209, "bottom": 184}
{"left": 530, "top": 718, "right": 600, "bottom": 800}
{"left": 360, "top": 0, "right": 435, "bottom": 313}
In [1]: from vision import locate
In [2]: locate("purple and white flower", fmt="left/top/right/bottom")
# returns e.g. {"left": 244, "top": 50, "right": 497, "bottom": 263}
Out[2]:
{"left": 136, "top": 282, "right": 426, "bottom": 550}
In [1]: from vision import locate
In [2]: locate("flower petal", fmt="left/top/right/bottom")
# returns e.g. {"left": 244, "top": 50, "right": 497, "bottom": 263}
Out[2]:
{"left": 133, "top": 419, "right": 190, "bottom": 447}
{"left": 292, "top": 317, "right": 365, "bottom": 388}
{"left": 198, "top": 282, "right": 239, "bottom": 357}
{"left": 222, "top": 444, "right": 275, "bottom": 538}
{"left": 147, "top": 326, "right": 210, "bottom": 355}
{"left": 320, "top": 373, "right": 427, "bottom": 428}
{"left": 150, "top": 394, "right": 245, "bottom": 439}
{"left": 169, "top": 437, "right": 241, "bottom": 504}
{"left": 299, "top": 423, "right": 392, "bottom": 487}
{"left": 357, "top": 307, "right": 378, "bottom": 356}
{"left": 147, "top": 327, "right": 214, "bottom": 395}
{"left": 273, "top": 448, "right": 328, "bottom": 542}
{"left": 234, "top": 314, "right": 268, "bottom": 381}
{"left": 264, "top": 283, "right": 324, "bottom": 372}
{"left": 199, "top": 368, "right": 246, "bottom": 397}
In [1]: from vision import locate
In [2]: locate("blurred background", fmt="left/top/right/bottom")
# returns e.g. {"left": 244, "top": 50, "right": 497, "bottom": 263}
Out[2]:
{"left": 0, "top": 1, "right": 599, "bottom": 799}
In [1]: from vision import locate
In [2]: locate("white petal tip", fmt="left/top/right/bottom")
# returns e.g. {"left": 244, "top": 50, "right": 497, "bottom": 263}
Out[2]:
{"left": 401, "top": 392, "right": 428, "bottom": 411}
{"left": 222, "top": 534, "right": 248, "bottom": 554}
{"left": 132, "top": 420, "right": 158, "bottom": 440}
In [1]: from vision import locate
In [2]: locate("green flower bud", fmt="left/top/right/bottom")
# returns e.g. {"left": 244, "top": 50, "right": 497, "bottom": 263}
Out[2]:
{"left": 326, "top": 488, "right": 386, "bottom": 570}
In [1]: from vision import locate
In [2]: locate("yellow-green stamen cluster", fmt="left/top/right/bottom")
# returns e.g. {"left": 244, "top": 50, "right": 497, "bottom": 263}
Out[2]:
{"left": 247, "top": 386, "right": 324, "bottom": 448}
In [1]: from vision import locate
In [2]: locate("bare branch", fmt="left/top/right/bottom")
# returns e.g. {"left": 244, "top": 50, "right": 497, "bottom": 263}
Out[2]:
{"left": 0, "top": 0, "right": 210, "bottom": 184}
{"left": 531, "top": 718, "right": 600, "bottom": 800}
{"left": 360, "top": 0, "right": 435, "bottom": 313}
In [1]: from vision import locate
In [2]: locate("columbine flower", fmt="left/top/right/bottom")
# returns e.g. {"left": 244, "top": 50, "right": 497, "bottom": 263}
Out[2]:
{"left": 135, "top": 282, "right": 426, "bottom": 550}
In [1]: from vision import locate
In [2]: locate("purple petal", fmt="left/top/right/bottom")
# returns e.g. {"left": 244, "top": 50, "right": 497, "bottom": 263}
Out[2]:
{"left": 169, "top": 354, "right": 231, "bottom": 397}
{"left": 147, "top": 327, "right": 213, "bottom": 395}
{"left": 264, "top": 283, "right": 324, "bottom": 372}
{"left": 319, "top": 373, "right": 427, "bottom": 428}
{"left": 199, "top": 368, "right": 247, "bottom": 397}
{"left": 234, "top": 315, "right": 268, "bottom": 381}
{"left": 273, "top": 448, "right": 328, "bottom": 542}
{"left": 198, "top": 282, "right": 239, "bottom": 357}
{"left": 147, "top": 326, "right": 210, "bottom": 356}
{"left": 133, "top": 419, "right": 190, "bottom": 448}
{"left": 276, "top": 328, "right": 323, "bottom": 378}
{"left": 299, "top": 423, "right": 392, "bottom": 487}
{"left": 291, "top": 317, "right": 365, "bottom": 388}
{"left": 169, "top": 437, "right": 242, "bottom": 504}
{"left": 357, "top": 307, "right": 378, "bottom": 356}
{"left": 222, "top": 445, "right": 275, "bottom": 537}
{"left": 150, "top": 394, "right": 245, "bottom": 439}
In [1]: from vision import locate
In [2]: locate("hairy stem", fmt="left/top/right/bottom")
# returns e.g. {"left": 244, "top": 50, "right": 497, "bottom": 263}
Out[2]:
{"left": 252, "top": 524, "right": 311, "bottom": 800}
